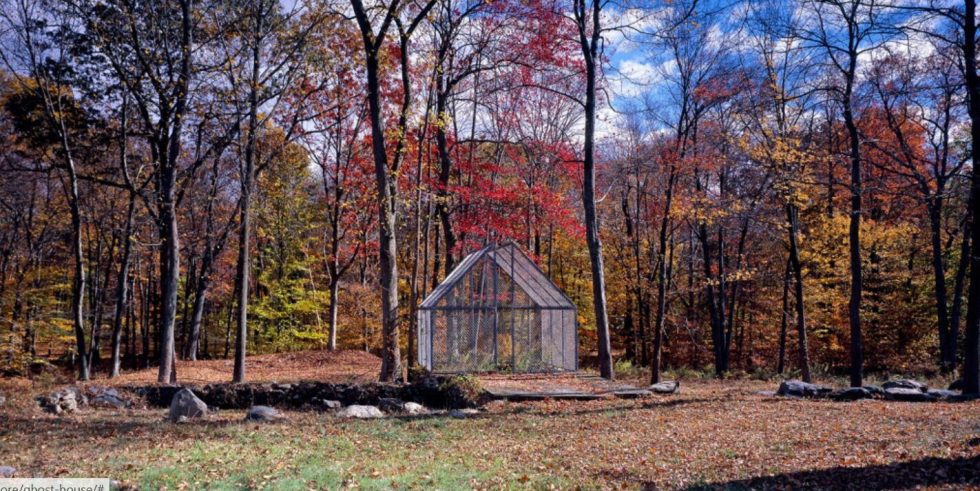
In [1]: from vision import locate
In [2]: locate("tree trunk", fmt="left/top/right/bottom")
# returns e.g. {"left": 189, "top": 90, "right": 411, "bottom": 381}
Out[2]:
{"left": 157, "top": 163, "right": 180, "bottom": 384}
{"left": 843, "top": 63, "right": 863, "bottom": 388}
{"left": 326, "top": 172, "right": 342, "bottom": 351}
{"left": 651, "top": 166, "right": 676, "bottom": 384}
{"left": 950, "top": 210, "right": 971, "bottom": 367}
{"left": 156, "top": 0, "right": 192, "bottom": 384}
{"left": 140, "top": 256, "right": 151, "bottom": 368}
{"left": 232, "top": 190, "right": 251, "bottom": 383}
{"left": 777, "top": 256, "right": 790, "bottom": 375}
{"left": 787, "top": 204, "right": 811, "bottom": 382}
{"left": 110, "top": 194, "right": 136, "bottom": 377}
{"left": 89, "top": 231, "right": 117, "bottom": 372}
{"left": 65, "top": 156, "right": 89, "bottom": 381}
{"left": 232, "top": 2, "right": 264, "bottom": 383}
{"left": 185, "top": 268, "right": 209, "bottom": 361}
{"left": 961, "top": 0, "right": 980, "bottom": 395}
{"left": 717, "top": 228, "right": 730, "bottom": 374}
{"left": 576, "top": 0, "right": 613, "bottom": 379}
{"left": 927, "top": 202, "right": 955, "bottom": 373}
{"left": 435, "top": 79, "right": 457, "bottom": 277}
{"left": 328, "top": 277, "right": 340, "bottom": 351}
{"left": 364, "top": 47, "right": 401, "bottom": 382}
{"left": 698, "top": 222, "right": 726, "bottom": 376}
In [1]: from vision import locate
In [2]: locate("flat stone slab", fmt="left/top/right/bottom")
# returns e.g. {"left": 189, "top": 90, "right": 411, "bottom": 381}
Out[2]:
{"left": 650, "top": 381, "right": 680, "bottom": 394}
{"left": 482, "top": 373, "right": 652, "bottom": 402}
{"left": 484, "top": 388, "right": 603, "bottom": 401}
{"left": 608, "top": 389, "right": 653, "bottom": 399}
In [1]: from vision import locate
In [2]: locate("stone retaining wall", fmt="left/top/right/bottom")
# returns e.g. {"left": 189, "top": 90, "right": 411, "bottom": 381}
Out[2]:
{"left": 122, "top": 375, "right": 484, "bottom": 410}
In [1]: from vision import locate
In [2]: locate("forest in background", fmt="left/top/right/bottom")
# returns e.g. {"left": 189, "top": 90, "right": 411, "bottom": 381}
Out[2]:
{"left": 0, "top": 0, "right": 978, "bottom": 390}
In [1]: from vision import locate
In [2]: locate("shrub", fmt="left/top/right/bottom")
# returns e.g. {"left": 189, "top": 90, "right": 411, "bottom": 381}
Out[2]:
{"left": 614, "top": 359, "right": 644, "bottom": 379}
{"left": 439, "top": 375, "right": 484, "bottom": 409}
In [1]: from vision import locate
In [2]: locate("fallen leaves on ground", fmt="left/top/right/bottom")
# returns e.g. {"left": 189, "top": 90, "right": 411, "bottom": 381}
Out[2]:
{"left": 89, "top": 350, "right": 381, "bottom": 386}
{"left": 0, "top": 372, "right": 977, "bottom": 489}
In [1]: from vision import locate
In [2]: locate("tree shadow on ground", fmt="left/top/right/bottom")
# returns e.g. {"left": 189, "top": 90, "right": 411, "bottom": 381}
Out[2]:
{"left": 0, "top": 411, "right": 246, "bottom": 442}
{"left": 677, "top": 455, "right": 980, "bottom": 490}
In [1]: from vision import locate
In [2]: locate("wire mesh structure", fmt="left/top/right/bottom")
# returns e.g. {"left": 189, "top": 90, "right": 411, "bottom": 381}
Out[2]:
{"left": 418, "top": 242, "right": 578, "bottom": 373}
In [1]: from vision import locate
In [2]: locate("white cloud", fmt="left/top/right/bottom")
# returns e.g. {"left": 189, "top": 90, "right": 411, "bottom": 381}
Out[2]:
{"left": 609, "top": 59, "right": 660, "bottom": 97}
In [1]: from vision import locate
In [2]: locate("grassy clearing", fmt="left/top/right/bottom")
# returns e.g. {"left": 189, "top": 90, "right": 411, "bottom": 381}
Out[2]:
{"left": 0, "top": 377, "right": 978, "bottom": 489}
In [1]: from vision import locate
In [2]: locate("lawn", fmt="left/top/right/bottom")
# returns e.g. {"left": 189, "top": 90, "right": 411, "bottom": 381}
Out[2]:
{"left": 0, "top": 360, "right": 978, "bottom": 490}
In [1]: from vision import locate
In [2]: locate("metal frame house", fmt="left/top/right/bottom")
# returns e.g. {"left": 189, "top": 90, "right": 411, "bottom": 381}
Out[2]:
{"left": 417, "top": 242, "right": 578, "bottom": 373}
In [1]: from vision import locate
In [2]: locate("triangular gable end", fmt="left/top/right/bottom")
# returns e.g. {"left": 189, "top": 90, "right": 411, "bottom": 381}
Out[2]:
{"left": 419, "top": 244, "right": 492, "bottom": 308}
{"left": 489, "top": 243, "right": 574, "bottom": 308}
{"left": 419, "top": 241, "right": 574, "bottom": 309}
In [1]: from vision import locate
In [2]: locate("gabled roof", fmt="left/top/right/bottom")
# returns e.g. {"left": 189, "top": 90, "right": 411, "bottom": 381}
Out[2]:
{"left": 419, "top": 241, "right": 575, "bottom": 309}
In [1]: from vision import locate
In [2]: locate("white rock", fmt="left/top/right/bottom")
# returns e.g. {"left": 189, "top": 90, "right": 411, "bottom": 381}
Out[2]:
{"left": 336, "top": 405, "right": 384, "bottom": 419}
{"left": 403, "top": 402, "right": 427, "bottom": 415}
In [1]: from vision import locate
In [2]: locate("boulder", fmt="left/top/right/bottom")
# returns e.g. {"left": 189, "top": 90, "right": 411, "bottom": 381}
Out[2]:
{"left": 884, "top": 387, "right": 937, "bottom": 402}
{"left": 377, "top": 398, "right": 405, "bottom": 413}
{"left": 948, "top": 379, "right": 964, "bottom": 391}
{"left": 58, "top": 392, "right": 79, "bottom": 413}
{"left": 336, "top": 405, "right": 384, "bottom": 419}
{"left": 245, "top": 405, "right": 284, "bottom": 422}
{"left": 168, "top": 388, "right": 208, "bottom": 423}
{"left": 754, "top": 390, "right": 777, "bottom": 397}
{"left": 926, "top": 389, "right": 960, "bottom": 400}
{"left": 449, "top": 408, "right": 480, "bottom": 419}
{"left": 831, "top": 387, "right": 876, "bottom": 401}
{"left": 67, "top": 386, "right": 88, "bottom": 405}
{"left": 318, "top": 399, "right": 342, "bottom": 410}
{"left": 776, "top": 380, "right": 832, "bottom": 398}
{"left": 881, "top": 379, "right": 928, "bottom": 392}
{"left": 0, "top": 395, "right": 6, "bottom": 407}
{"left": 86, "top": 386, "right": 120, "bottom": 398}
{"left": 863, "top": 385, "right": 885, "bottom": 395}
{"left": 649, "top": 381, "right": 679, "bottom": 394}
{"left": 90, "top": 394, "right": 130, "bottom": 409}
{"left": 37, "top": 387, "right": 85, "bottom": 414}
{"left": 403, "top": 402, "right": 427, "bottom": 415}
{"left": 88, "top": 388, "right": 130, "bottom": 409}
{"left": 0, "top": 466, "right": 15, "bottom": 478}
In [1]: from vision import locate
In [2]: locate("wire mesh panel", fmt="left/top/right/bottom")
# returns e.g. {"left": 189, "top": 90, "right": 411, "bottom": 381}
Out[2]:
{"left": 418, "top": 242, "right": 577, "bottom": 373}
{"left": 429, "top": 308, "right": 497, "bottom": 372}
